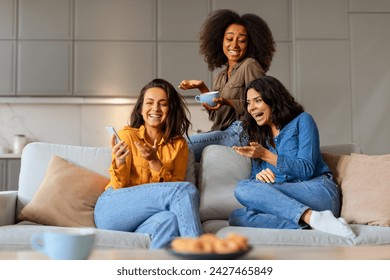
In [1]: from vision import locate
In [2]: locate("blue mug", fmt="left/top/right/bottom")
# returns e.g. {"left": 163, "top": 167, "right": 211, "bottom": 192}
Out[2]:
{"left": 31, "top": 228, "right": 96, "bottom": 260}
{"left": 195, "top": 91, "right": 219, "bottom": 106}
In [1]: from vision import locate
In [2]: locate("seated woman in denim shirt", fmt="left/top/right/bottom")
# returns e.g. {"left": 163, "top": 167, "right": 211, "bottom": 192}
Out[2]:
{"left": 230, "top": 76, "right": 356, "bottom": 238}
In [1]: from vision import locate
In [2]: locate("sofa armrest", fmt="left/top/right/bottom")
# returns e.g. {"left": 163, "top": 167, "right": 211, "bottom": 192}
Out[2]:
{"left": 0, "top": 191, "right": 18, "bottom": 226}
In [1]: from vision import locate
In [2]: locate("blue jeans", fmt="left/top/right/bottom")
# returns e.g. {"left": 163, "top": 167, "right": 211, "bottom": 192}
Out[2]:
{"left": 229, "top": 174, "right": 340, "bottom": 229}
{"left": 188, "top": 121, "right": 247, "bottom": 162}
{"left": 94, "top": 182, "right": 203, "bottom": 249}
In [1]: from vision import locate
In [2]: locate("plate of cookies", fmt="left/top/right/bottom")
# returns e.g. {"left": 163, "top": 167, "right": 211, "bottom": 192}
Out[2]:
{"left": 167, "top": 233, "right": 251, "bottom": 260}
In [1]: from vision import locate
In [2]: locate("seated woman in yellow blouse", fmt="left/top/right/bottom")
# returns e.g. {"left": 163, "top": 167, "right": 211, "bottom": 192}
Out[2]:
{"left": 94, "top": 79, "right": 203, "bottom": 249}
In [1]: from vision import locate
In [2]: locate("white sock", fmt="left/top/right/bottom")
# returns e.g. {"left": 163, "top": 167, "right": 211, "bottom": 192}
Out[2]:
{"left": 309, "top": 210, "right": 356, "bottom": 238}
{"left": 338, "top": 217, "right": 348, "bottom": 225}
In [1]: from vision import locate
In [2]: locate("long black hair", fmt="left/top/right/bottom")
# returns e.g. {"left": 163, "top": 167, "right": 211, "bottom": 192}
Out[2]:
{"left": 129, "top": 78, "right": 192, "bottom": 143}
{"left": 242, "top": 76, "right": 304, "bottom": 147}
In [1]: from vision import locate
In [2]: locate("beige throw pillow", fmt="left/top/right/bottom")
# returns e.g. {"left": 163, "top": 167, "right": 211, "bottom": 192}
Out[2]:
{"left": 340, "top": 153, "right": 390, "bottom": 226}
{"left": 321, "top": 153, "right": 351, "bottom": 187}
{"left": 19, "top": 155, "right": 109, "bottom": 227}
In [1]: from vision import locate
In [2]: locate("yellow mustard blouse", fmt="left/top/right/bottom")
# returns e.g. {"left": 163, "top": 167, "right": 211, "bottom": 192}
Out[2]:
{"left": 106, "top": 125, "right": 189, "bottom": 189}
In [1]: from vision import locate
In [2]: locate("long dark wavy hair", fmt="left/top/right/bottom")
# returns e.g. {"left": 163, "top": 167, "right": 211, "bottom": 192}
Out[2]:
{"left": 199, "top": 9, "right": 275, "bottom": 72}
{"left": 242, "top": 76, "right": 304, "bottom": 147}
{"left": 129, "top": 78, "right": 192, "bottom": 143}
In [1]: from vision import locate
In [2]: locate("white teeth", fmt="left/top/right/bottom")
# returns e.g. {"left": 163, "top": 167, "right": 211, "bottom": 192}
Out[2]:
{"left": 149, "top": 114, "right": 161, "bottom": 118}
{"left": 229, "top": 50, "right": 239, "bottom": 55}
{"left": 252, "top": 112, "right": 263, "bottom": 119}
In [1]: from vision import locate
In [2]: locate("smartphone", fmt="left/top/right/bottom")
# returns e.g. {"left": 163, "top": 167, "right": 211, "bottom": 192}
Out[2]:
{"left": 105, "top": 126, "right": 121, "bottom": 144}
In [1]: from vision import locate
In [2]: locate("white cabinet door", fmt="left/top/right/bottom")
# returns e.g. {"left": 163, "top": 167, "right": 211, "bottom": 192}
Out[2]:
{"left": 6, "top": 159, "right": 21, "bottom": 191}
{"left": 0, "top": 160, "right": 6, "bottom": 191}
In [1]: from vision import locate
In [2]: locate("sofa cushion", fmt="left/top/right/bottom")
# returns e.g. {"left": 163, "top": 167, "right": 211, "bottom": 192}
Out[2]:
{"left": 0, "top": 222, "right": 150, "bottom": 250}
{"left": 18, "top": 155, "right": 109, "bottom": 227}
{"left": 341, "top": 153, "right": 390, "bottom": 226}
{"left": 17, "top": 142, "right": 112, "bottom": 216}
{"left": 205, "top": 220, "right": 390, "bottom": 246}
{"left": 321, "top": 153, "right": 351, "bottom": 187}
{"left": 198, "top": 145, "right": 251, "bottom": 222}
{"left": 17, "top": 142, "right": 196, "bottom": 217}
{"left": 186, "top": 149, "right": 197, "bottom": 186}
{"left": 320, "top": 143, "right": 361, "bottom": 187}
{"left": 0, "top": 191, "right": 18, "bottom": 226}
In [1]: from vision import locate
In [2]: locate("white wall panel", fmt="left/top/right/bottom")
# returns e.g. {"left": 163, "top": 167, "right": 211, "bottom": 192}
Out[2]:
{"left": 75, "top": 0, "right": 155, "bottom": 40}
{"left": 19, "top": 0, "right": 72, "bottom": 39}
{"left": 295, "top": 0, "right": 348, "bottom": 39}
{"left": 350, "top": 14, "right": 390, "bottom": 154}
{"left": 0, "top": 42, "right": 15, "bottom": 94}
{"left": 267, "top": 42, "right": 292, "bottom": 92}
{"left": 349, "top": 0, "right": 390, "bottom": 12}
{"left": 0, "top": 0, "right": 388, "bottom": 154}
{"left": 81, "top": 104, "right": 133, "bottom": 147}
{"left": 74, "top": 42, "right": 155, "bottom": 96}
{"left": 212, "top": 0, "right": 291, "bottom": 41}
{"left": 158, "top": 42, "right": 210, "bottom": 95}
{"left": 157, "top": 0, "right": 209, "bottom": 41}
{"left": 17, "top": 41, "right": 72, "bottom": 95}
{"left": 0, "top": 0, "right": 16, "bottom": 39}
{"left": 296, "top": 40, "right": 351, "bottom": 146}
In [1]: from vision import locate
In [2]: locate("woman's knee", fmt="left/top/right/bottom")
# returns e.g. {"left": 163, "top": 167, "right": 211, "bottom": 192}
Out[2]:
{"left": 152, "top": 211, "right": 179, "bottom": 236}
{"left": 229, "top": 208, "right": 247, "bottom": 226}
{"left": 234, "top": 180, "right": 254, "bottom": 201}
{"left": 177, "top": 182, "right": 199, "bottom": 198}
{"left": 136, "top": 211, "right": 180, "bottom": 248}
{"left": 94, "top": 212, "right": 116, "bottom": 230}
{"left": 94, "top": 195, "right": 111, "bottom": 229}
{"left": 153, "top": 211, "right": 177, "bottom": 223}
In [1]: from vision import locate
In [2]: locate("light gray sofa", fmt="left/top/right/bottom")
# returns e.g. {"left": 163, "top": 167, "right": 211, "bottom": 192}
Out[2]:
{"left": 1, "top": 142, "right": 390, "bottom": 251}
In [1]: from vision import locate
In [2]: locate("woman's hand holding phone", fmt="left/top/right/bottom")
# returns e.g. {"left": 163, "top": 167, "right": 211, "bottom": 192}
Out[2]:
{"left": 105, "top": 126, "right": 129, "bottom": 167}
{"left": 111, "top": 135, "right": 129, "bottom": 167}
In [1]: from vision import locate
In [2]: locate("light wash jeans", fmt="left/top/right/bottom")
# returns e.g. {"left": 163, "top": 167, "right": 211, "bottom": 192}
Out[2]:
{"left": 188, "top": 121, "right": 247, "bottom": 162}
{"left": 229, "top": 174, "right": 340, "bottom": 229}
{"left": 94, "top": 182, "right": 203, "bottom": 249}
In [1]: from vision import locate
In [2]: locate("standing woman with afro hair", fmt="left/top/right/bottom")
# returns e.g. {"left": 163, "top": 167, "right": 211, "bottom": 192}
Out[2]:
{"left": 179, "top": 9, "right": 276, "bottom": 161}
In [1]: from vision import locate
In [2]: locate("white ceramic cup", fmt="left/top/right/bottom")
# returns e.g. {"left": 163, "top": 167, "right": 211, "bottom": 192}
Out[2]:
{"left": 31, "top": 228, "right": 96, "bottom": 260}
{"left": 195, "top": 91, "right": 219, "bottom": 106}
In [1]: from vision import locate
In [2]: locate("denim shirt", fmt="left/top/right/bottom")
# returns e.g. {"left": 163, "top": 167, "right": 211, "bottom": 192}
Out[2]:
{"left": 251, "top": 112, "right": 331, "bottom": 183}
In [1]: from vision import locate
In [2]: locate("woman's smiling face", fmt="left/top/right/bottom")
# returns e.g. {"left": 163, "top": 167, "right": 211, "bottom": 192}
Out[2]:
{"left": 246, "top": 88, "right": 272, "bottom": 127}
{"left": 223, "top": 23, "right": 248, "bottom": 66}
{"left": 142, "top": 87, "right": 169, "bottom": 130}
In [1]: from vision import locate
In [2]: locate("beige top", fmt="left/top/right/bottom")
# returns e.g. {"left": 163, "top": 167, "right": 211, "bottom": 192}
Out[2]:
{"left": 209, "top": 57, "right": 264, "bottom": 131}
